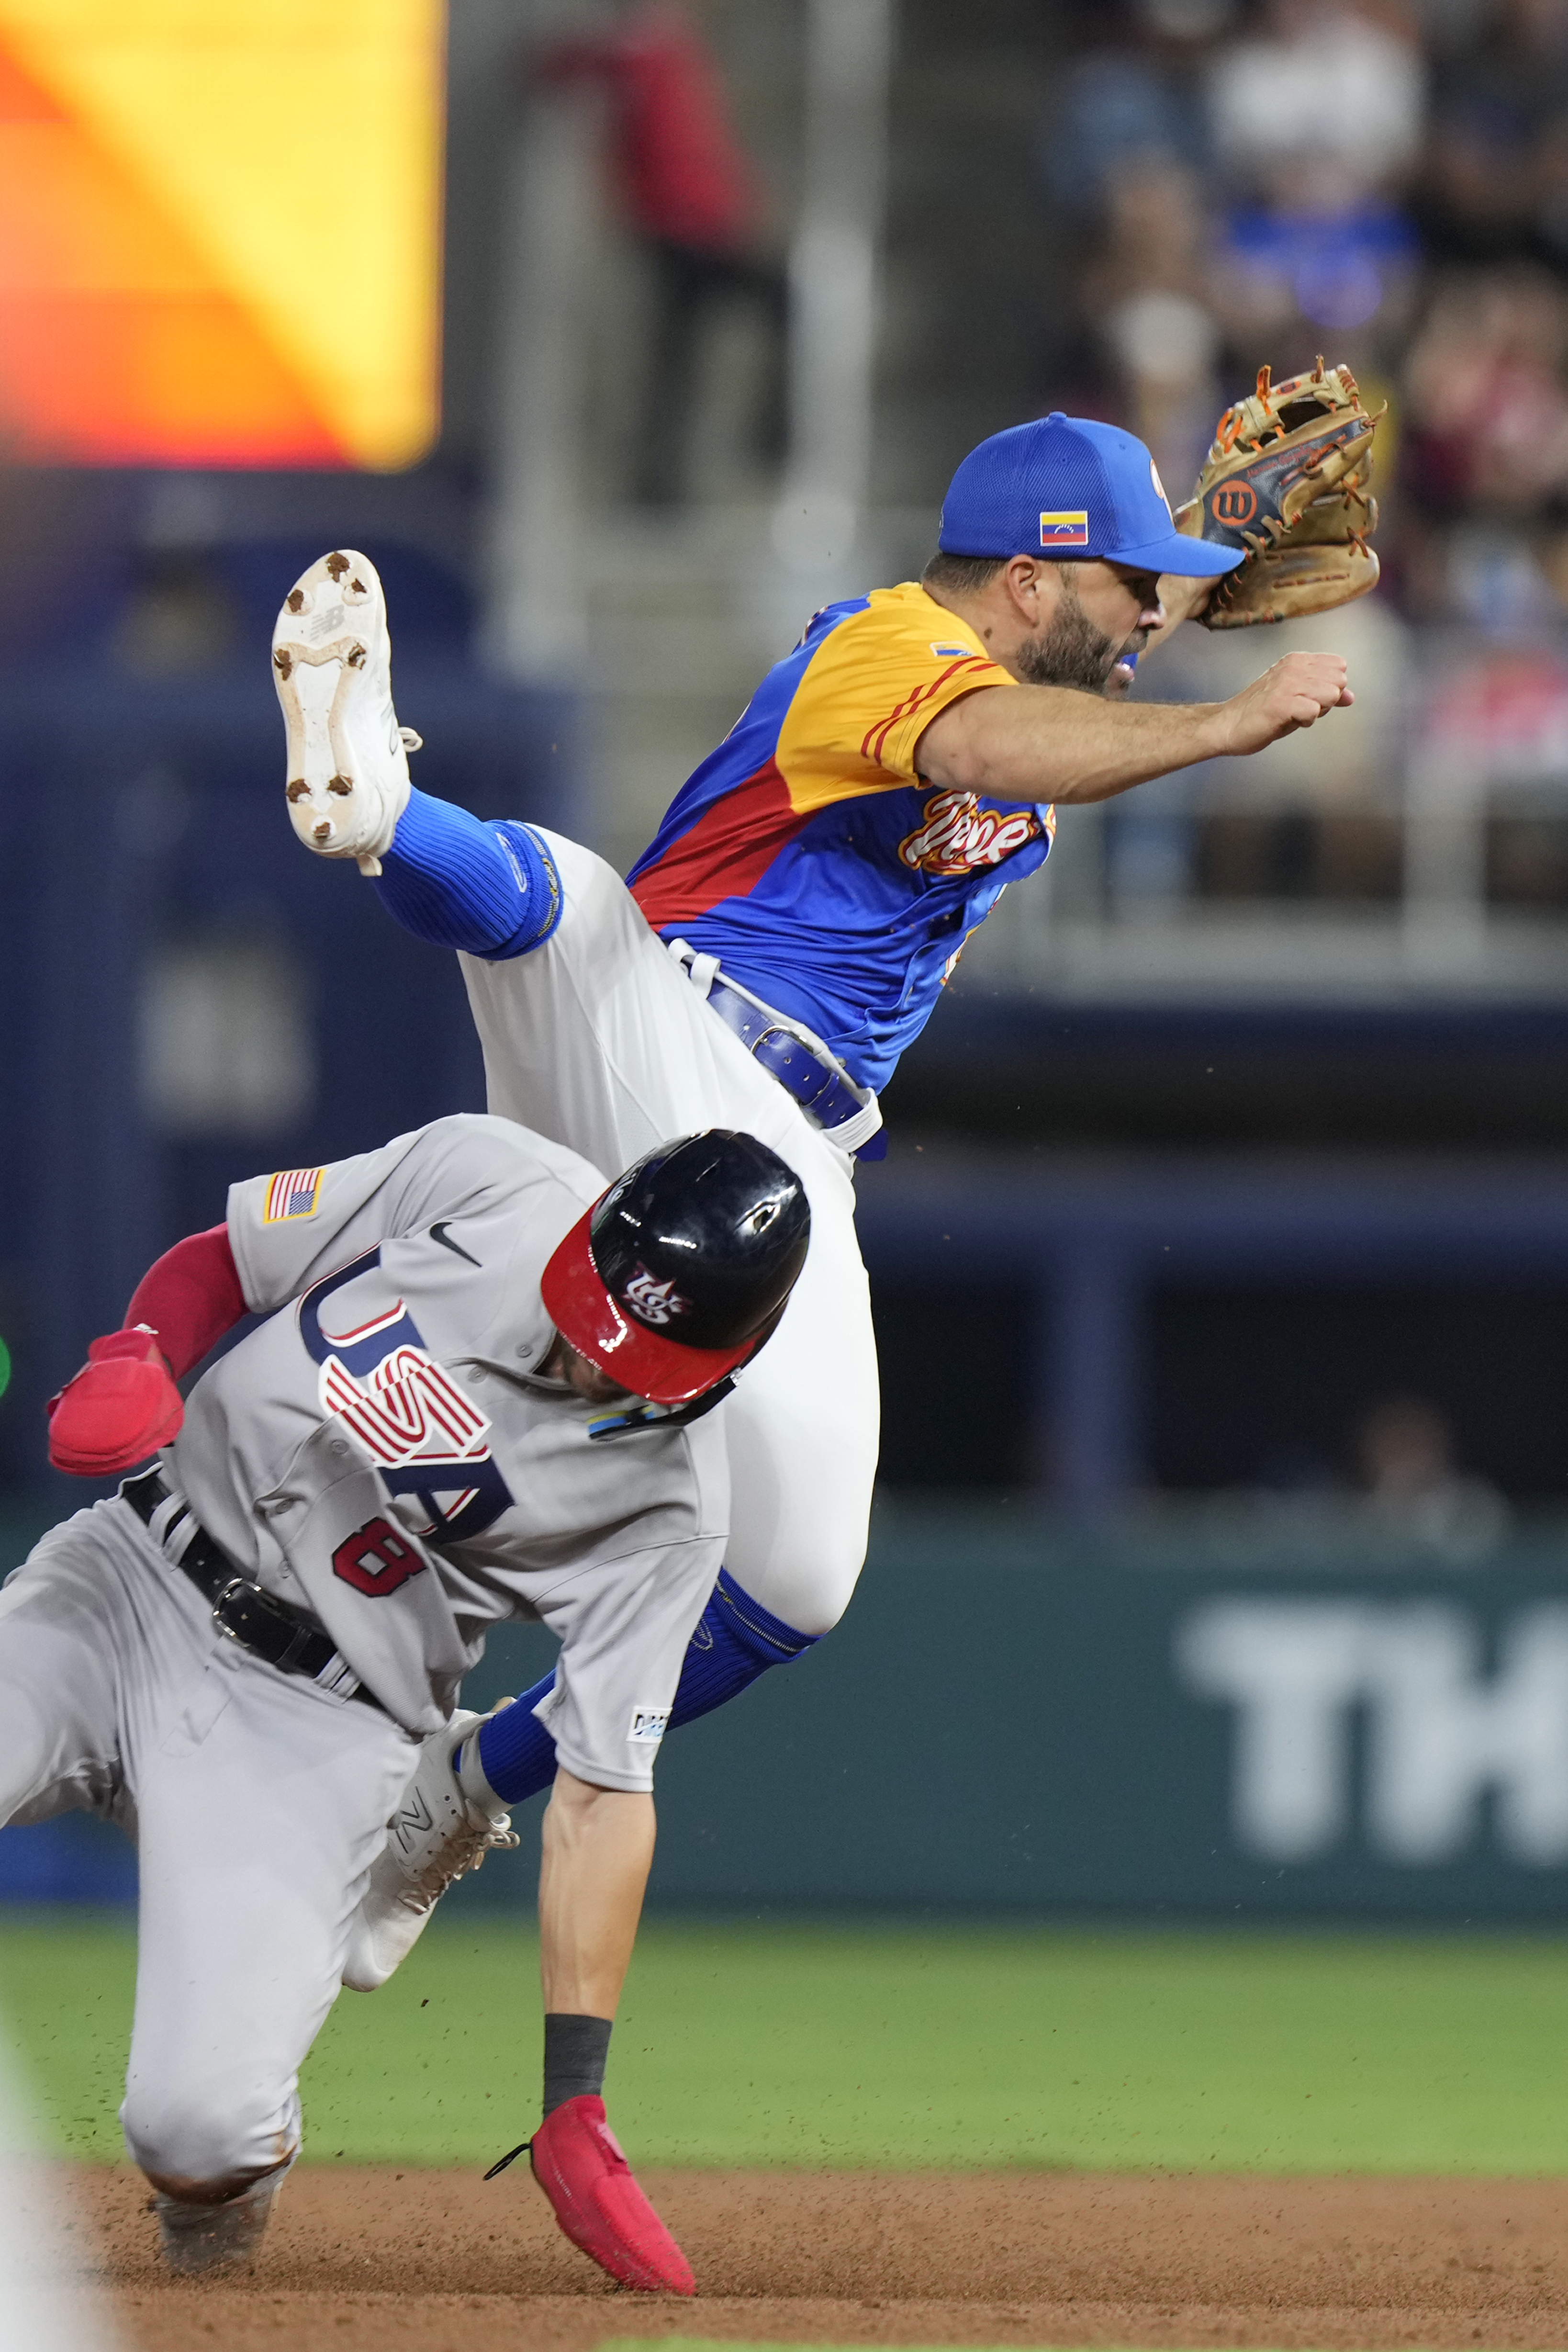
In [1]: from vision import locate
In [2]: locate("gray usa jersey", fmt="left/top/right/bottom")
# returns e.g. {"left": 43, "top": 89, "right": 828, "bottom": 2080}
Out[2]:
{"left": 164, "top": 1115, "right": 728, "bottom": 1783}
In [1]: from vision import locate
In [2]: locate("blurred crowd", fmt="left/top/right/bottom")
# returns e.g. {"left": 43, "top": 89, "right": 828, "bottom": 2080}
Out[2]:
{"left": 1035, "top": 0, "right": 1568, "bottom": 913}
{"left": 1043, "top": 0, "right": 1568, "bottom": 640}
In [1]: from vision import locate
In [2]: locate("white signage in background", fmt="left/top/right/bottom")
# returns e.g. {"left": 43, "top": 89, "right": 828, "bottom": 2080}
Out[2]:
{"left": 1176, "top": 1600, "right": 1568, "bottom": 1867}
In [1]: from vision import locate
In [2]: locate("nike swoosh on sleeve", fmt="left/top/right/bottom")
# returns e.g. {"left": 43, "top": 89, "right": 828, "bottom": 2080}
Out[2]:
{"left": 429, "top": 1222, "right": 482, "bottom": 1267}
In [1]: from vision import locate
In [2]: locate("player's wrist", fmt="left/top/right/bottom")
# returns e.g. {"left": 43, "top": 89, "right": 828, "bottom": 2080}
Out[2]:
{"left": 1183, "top": 700, "right": 1236, "bottom": 763}
{"left": 87, "top": 1327, "right": 172, "bottom": 1374}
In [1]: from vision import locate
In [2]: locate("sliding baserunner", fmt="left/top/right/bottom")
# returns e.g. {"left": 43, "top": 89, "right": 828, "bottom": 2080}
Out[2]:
{"left": 35, "top": 1116, "right": 809, "bottom": 2288}
{"left": 270, "top": 403, "right": 1360, "bottom": 1965}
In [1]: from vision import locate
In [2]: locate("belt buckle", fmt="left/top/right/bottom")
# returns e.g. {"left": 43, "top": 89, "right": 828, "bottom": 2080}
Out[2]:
{"left": 212, "top": 1575, "right": 263, "bottom": 1639}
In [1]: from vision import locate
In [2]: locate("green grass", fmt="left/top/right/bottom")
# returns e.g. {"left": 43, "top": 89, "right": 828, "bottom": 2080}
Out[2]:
{"left": 7, "top": 1913, "right": 1568, "bottom": 2174}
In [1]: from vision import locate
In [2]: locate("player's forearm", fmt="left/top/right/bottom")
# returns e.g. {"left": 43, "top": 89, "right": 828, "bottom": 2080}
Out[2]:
{"left": 538, "top": 1772, "right": 656, "bottom": 2018}
{"left": 123, "top": 1224, "right": 246, "bottom": 1378}
{"left": 49, "top": 1223, "right": 243, "bottom": 1474}
{"left": 922, "top": 686, "right": 1229, "bottom": 806}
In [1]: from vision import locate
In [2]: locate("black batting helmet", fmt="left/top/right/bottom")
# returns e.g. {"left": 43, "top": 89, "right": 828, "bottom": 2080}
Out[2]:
{"left": 541, "top": 1131, "right": 811, "bottom": 1408}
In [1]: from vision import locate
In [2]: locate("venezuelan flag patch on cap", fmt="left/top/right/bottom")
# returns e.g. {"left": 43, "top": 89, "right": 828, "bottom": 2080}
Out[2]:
{"left": 1039, "top": 511, "right": 1090, "bottom": 549}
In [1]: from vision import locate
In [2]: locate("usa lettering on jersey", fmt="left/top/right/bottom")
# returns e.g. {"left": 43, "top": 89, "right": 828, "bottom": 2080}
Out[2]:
{"left": 298, "top": 1250, "right": 514, "bottom": 1542}
{"left": 319, "top": 1341, "right": 491, "bottom": 1470}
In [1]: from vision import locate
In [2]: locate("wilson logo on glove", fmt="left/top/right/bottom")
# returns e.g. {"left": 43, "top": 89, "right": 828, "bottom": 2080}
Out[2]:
{"left": 1211, "top": 483, "right": 1259, "bottom": 528}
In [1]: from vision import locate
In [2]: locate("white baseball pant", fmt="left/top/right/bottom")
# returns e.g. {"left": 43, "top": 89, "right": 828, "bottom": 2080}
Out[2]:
{"left": 0, "top": 1500, "right": 412, "bottom": 2194}
{"left": 459, "top": 832, "right": 880, "bottom": 1636}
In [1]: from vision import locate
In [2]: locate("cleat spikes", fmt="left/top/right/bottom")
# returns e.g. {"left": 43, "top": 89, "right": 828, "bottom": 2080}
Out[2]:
{"left": 272, "top": 550, "right": 410, "bottom": 866}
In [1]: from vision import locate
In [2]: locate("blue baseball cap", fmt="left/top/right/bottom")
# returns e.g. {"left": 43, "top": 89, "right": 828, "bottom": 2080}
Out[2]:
{"left": 937, "top": 412, "right": 1243, "bottom": 578}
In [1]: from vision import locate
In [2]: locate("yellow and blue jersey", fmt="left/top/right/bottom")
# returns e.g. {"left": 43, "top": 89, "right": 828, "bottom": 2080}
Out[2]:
{"left": 627, "top": 583, "right": 1055, "bottom": 1093}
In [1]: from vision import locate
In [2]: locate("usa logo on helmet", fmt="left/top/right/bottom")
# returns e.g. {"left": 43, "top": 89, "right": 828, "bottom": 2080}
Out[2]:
{"left": 622, "top": 1266, "right": 692, "bottom": 1328}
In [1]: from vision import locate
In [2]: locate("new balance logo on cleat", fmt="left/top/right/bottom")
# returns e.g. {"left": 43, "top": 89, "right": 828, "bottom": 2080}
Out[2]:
{"left": 389, "top": 1789, "right": 434, "bottom": 1854}
{"left": 342, "top": 1708, "right": 517, "bottom": 1993}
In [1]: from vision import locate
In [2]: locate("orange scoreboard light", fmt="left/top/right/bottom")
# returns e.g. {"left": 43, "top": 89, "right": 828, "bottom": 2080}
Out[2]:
{"left": 0, "top": 0, "right": 444, "bottom": 469}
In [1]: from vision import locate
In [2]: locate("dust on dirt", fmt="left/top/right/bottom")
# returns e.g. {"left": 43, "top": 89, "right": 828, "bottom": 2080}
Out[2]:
{"left": 50, "top": 2163, "right": 1568, "bottom": 2352}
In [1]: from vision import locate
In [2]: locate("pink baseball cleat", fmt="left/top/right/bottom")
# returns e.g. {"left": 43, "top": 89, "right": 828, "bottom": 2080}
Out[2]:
{"left": 523, "top": 2094, "right": 695, "bottom": 2295}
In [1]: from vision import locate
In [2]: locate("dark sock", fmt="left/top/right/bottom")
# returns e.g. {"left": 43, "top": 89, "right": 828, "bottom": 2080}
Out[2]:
{"left": 476, "top": 1566, "right": 821, "bottom": 1804}
{"left": 543, "top": 2013, "right": 613, "bottom": 2117}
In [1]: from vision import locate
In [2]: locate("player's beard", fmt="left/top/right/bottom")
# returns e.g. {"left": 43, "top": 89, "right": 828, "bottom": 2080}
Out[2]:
{"left": 1017, "top": 574, "right": 1142, "bottom": 694}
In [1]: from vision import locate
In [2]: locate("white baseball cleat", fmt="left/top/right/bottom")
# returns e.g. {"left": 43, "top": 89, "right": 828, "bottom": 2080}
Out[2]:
{"left": 270, "top": 548, "right": 421, "bottom": 877}
{"left": 342, "top": 1704, "right": 519, "bottom": 1993}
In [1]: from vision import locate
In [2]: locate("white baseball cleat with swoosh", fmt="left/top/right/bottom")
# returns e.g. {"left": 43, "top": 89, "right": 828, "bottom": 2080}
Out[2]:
{"left": 271, "top": 548, "right": 421, "bottom": 877}
{"left": 342, "top": 1704, "right": 518, "bottom": 1993}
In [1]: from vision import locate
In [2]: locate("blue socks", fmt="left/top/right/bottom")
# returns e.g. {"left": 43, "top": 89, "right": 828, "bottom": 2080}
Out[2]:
{"left": 474, "top": 1568, "right": 819, "bottom": 1803}
{"left": 373, "top": 787, "right": 561, "bottom": 960}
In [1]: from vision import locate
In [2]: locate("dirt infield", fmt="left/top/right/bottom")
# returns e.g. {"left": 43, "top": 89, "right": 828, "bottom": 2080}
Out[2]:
{"left": 50, "top": 2164, "right": 1568, "bottom": 2352}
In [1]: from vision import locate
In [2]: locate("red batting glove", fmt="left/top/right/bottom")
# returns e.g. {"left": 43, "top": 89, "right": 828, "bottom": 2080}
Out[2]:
{"left": 47, "top": 1328, "right": 184, "bottom": 1476}
{"left": 527, "top": 2094, "right": 695, "bottom": 2295}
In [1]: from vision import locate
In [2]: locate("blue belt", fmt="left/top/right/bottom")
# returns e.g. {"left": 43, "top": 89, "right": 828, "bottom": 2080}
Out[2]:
{"left": 703, "top": 975, "right": 869, "bottom": 1135}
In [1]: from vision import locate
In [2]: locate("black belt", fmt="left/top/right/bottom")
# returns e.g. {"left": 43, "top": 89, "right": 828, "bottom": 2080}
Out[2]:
{"left": 122, "top": 1467, "right": 383, "bottom": 1711}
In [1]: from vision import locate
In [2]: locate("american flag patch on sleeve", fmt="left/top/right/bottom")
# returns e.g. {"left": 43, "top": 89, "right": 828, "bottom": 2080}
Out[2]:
{"left": 263, "top": 1167, "right": 325, "bottom": 1223}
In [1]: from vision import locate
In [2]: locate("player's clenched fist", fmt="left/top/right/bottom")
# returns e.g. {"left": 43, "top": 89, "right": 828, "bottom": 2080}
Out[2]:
{"left": 48, "top": 1328, "right": 183, "bottom": 1477}
{"left": 1219, "top": 653, "right": 1353, "bottom": 756}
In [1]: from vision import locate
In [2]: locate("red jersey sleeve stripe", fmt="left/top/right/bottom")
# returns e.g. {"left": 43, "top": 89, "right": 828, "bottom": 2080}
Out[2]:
{"left": 860, "top": 656, "right": 994, "bottom": 766}
{"left": 860, "top": 661, "right": 967, "bottom": 763}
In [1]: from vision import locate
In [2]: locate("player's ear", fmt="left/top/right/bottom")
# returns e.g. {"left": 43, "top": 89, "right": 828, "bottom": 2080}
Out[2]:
{"left": 1005, "top": 554, "right": 1045, "bottom": 618}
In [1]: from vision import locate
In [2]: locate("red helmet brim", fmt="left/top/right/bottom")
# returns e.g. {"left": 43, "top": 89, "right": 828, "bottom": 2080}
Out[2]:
{"left": 540, "top": 1207, "right": 761, "bottom": 1406}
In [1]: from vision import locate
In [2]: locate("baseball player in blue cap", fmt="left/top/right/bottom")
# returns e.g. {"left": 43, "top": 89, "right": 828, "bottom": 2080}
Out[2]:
{"left": 254, "top": 408, "right": 1356, "bottom": 1968}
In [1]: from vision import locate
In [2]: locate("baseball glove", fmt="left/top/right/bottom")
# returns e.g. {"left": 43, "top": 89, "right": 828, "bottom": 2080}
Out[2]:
{"left": 1176, "top": 359, "right": 1383, "bottom": 629}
